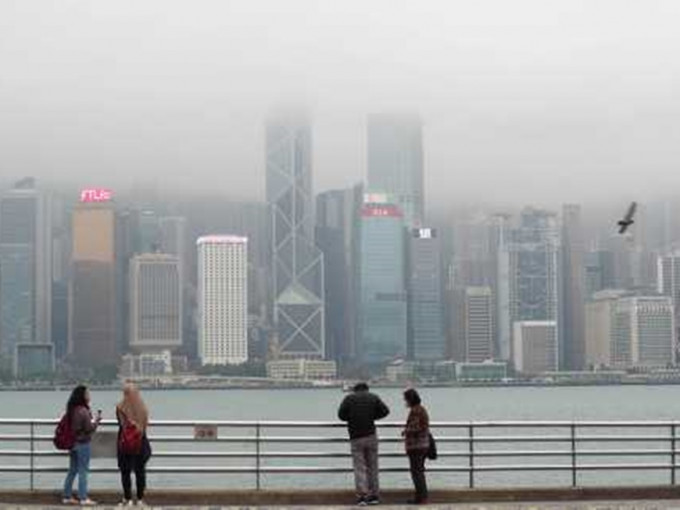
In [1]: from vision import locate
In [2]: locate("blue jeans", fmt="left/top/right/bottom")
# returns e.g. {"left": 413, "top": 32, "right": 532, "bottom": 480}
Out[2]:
{"left": 63, "top": 442, "right": 91, "bottom": 500}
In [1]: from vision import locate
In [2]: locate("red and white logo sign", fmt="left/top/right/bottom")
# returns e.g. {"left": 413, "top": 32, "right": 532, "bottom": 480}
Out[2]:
{"left": 80, "top": 188, "right": 113, "bottom": 203}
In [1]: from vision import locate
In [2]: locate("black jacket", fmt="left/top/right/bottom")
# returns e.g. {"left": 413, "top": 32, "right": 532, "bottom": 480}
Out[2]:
{"left": 338, "top": 390, "right": 390, "bottom": 440}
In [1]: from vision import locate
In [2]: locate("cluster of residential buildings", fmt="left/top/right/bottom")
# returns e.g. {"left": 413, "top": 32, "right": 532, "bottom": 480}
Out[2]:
{"left": 2, "top": 110, "right": 680, "bottom": 382}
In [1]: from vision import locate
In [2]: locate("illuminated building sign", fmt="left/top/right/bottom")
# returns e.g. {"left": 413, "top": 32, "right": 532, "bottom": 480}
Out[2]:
{"left": 361, "top": 204, "right": 403, "bottom": 218}
{"left": 80, "top": 188, "right": 113, "bottom": 203}
{"left": 413, "top": 228, "right": 437, "bottom": 239}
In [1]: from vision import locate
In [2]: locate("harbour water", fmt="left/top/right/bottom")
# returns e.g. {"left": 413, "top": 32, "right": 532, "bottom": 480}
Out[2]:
{"left": 1, "top": 385, "right": 680, "bottom": 491}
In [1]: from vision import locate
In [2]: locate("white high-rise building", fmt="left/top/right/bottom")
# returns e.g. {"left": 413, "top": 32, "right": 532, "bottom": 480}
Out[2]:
{"left": 129, "top": 254, "right": 182, "bottom": 352}
{"left": 464, "top": 286, "right": 495, "bottom": 362}
{"left": 612, "top": 296, "right": 675, "bottom": 368}
{"left": 197, "top": 236, "right": 248, "bottom": 365}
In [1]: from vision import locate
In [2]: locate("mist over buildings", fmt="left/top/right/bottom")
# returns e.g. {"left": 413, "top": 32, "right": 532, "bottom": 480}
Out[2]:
{"left": 2, "top": 0, "right": 680, "bottom": 210}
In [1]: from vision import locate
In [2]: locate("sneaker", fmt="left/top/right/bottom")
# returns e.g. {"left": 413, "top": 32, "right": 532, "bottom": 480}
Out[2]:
{"left": 366, "top": 496, "right": 380, "bottom": 506}
{"left": 136, "top": 501, "right": 147, "bottom": 507}
{"left": 62, "top": 497, "right": 79, "bottom": 505}
{"left": 119, "top": 500, "right": 133, "bottom": 507}
{"left": 356, "top": 497, "right": 368, "bottom": 507}
{"left": 79, "top": 499, "right": 97, "bottom": 507}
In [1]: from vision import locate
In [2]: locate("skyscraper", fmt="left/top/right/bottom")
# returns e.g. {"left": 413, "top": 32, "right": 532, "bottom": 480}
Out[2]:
{"left": 560, "top": 204, "right": 586, "bottom": 370}
{"left": 266, "top": 111, "right": 325, "bottom": 360}
{"left": 316, "top": 185, "right": 363, "bottom": 363}
{"left": 504, "top": 208, "right": 560, "bottom": 364}
{"left": 197, "top": 236, "right": 248, "bottom": 366}
{"left": 612, "top": 296, "right": 675, "bottom": 368}
{"left": 70, "top": 191, "right": 117, "bottom": 368}
{"left": 0, "top": 180, "right": 52, "bottom": 370}
{"left": 358, "top": 202, "right": 407, "bottom": 364}
{"left": 464, "top": 286, "right": 495, "bottom": 362}
{"left": 129, "top": 254, "right": 182, "bottom": 352}
{"left": 408, "top": 227, "right": 446, "bottom": 361}
{"left": 367, "top": 114, "right": 424, "bottom": 227}
{"left": 657, "top": 251, "right": 680, "bottom": 350}
{"left": 585, "top": 289, "right": 629, "bottom": 368}
{"left": 159, "top": 216, "right": 188, "bottom": 275}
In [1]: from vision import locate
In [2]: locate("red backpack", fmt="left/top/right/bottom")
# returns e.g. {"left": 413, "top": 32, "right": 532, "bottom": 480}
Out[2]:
{"left": 53, "top": 413, "right": 76, "bottom": 451}
{"left": 118, "top": 411, "right": 143, "bottom": 455}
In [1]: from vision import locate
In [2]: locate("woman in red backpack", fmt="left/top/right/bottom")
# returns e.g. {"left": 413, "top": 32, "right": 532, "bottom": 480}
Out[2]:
{"left": 116, "top": 383, "right": 152, "bottom": 506}
{"left": 62, "top": 385, "right": 101, "bottom": 506}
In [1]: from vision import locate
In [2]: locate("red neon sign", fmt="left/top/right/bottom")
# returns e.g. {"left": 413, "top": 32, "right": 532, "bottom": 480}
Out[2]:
{"left": 80, "top": 188, "right": 113, "bottom": 203}
{"left": 361, "top": 204, "right": 403, "bottom": 218}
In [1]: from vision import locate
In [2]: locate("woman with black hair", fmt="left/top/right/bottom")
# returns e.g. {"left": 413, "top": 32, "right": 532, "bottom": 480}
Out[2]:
{"left": 402, "top": 388, "right": 430, "bottom": 504}
{"left": 62, "top": 385, "right": 101, "bottom": 506}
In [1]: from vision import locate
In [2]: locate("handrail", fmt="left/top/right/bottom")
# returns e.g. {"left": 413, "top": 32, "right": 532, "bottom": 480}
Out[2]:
{"left": 0, "top": 419, "right": 678, "bottom": 491}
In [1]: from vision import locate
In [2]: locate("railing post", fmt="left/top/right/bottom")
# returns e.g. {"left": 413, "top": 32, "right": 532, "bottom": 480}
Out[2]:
{"left": 29, "top": 422, "right": 35, "bottom": 491}
{"left": 468, "top": 423, "right": 474, "bottom": 489}
{"left": 255, "top": 422, "right": 261, "bottom": 491}
{"left": 672, "top": 423, "right": 676, "bottom": 485}
{"left": 570, "top": 423, "right": 577, "bottom": 488}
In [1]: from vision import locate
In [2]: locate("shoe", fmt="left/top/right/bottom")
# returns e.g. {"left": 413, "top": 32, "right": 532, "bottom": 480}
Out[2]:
{"left": 62, "top": 497, "right": 79, "bottom": 505}
{"left": 356, "top": 497, "right": 368, "bottom": 506}
{"left": 136, "top": 500, "right": 147, "bottom": 507}
{"left": 79, "top": 499, "right": 97, "bottom": 506}
{"left": 119, "top": 500, "right": 133, "bottom": 507}
{"left": 366, "top": 496, "right": 380, "bottom": 506}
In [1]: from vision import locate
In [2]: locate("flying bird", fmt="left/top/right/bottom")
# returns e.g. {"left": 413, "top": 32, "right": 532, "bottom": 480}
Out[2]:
{"left": 618, "top": 202, "right": 637, "bottom": 234}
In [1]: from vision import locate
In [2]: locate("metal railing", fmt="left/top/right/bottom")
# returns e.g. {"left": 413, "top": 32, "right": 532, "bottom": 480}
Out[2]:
{"left": 1, "top": 419, "right": 680, "bottom": 490}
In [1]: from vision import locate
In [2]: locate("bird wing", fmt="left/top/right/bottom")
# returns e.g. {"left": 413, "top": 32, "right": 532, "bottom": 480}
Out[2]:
{"left": 625, "top": 202, "right": 637, "bottom": 221}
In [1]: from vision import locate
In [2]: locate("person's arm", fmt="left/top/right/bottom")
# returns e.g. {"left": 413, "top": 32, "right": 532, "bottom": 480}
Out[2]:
{"left": 374, "top": 398, "right": 390, "bottom": 420}
{"left": 75, "top": 407, "right": 98, "bottom": 436}
{"left": 338, "top": 396, "right": 350, "bottom": 422}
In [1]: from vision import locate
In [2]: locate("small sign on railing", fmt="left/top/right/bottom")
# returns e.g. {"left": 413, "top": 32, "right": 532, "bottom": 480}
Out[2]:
{"left": 194, "top": 424, "right": 218, "bottom": 441}
{"left": 91, "top": 431, "right": 118, "bottom": 458}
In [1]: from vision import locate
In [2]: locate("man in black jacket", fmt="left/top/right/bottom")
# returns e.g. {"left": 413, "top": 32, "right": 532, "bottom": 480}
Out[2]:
{"left": 338, "top": 382, "right": 390, "bottom": 505}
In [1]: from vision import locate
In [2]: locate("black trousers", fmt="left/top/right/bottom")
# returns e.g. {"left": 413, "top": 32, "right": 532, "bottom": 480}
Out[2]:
{"left": 120, "top": 454, "right": 146, "bottom": 501}
{"left": 407, "top": 450, "right": 428, "bottom": 501}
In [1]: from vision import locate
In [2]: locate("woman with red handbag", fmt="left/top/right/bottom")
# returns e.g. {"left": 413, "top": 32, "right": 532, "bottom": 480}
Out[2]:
{"left": 116, "top": 384, "right": 152, "bottom": 506}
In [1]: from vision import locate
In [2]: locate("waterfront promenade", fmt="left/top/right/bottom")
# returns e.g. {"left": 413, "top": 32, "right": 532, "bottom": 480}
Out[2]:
{"left": 3, "top": 488, "right": 680, "bottom": 509}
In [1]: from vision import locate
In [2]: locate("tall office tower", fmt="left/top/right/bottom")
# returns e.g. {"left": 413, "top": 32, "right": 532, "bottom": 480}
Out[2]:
{"left": 560, "top": 204, "right": 586, "bottom": 371}
{"left": 137, "top": 210, "right": 161, "bottom": 253}
{"left": 316, "top": 185, "right": 363, "bottom": 364}
{"left": 491, "top": 214, "right": 512, "bottom": 361}
{"left": 584, "top": 250, "right": 617, "bottom": 297}
{"left": 612, "top": 296, "right": 675, "bottom": 368}
{"left": 129, "top": 254, "right": 182, "bottom": 352}
{"left": 513, "top": 321, "right": 558, "bottom": 375}
{"left": 504, "top": 208, "right": 560, "bottom": 364}
{"left": 358, "top": 203, "right": 407, "bottom": 364}
{"left": 0, "top": 179, "right": 53, "bottom": 371}
{"left": 585, "top": 289, "right": 629, "bottom": 368}
{"left": 408, "top": 227, "right": 446, "bottom": 361}
{"left": 70, "top": 190, "right": 117, "bottom": 368}
{"left": 197, "top": 236, "right": 248, "bottom": 365}
{"left": 366, "top": 114, "right": 424, "bottom": 227}
{"left": 657, "top": 251, "right": 680, "bottom": 349}
{"left": 159, "top": 217, "right": 188, "bottom": 269}
{"left": 464, "top": 286, "right": 495, "bottom": 362}
{"left": 266, "top": 111, "right": 325, "bottom": 360}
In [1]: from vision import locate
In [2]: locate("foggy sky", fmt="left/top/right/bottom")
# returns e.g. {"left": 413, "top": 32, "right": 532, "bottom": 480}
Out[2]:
{"left": 1, "top": 0, "right": 680, "bottom": 209}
